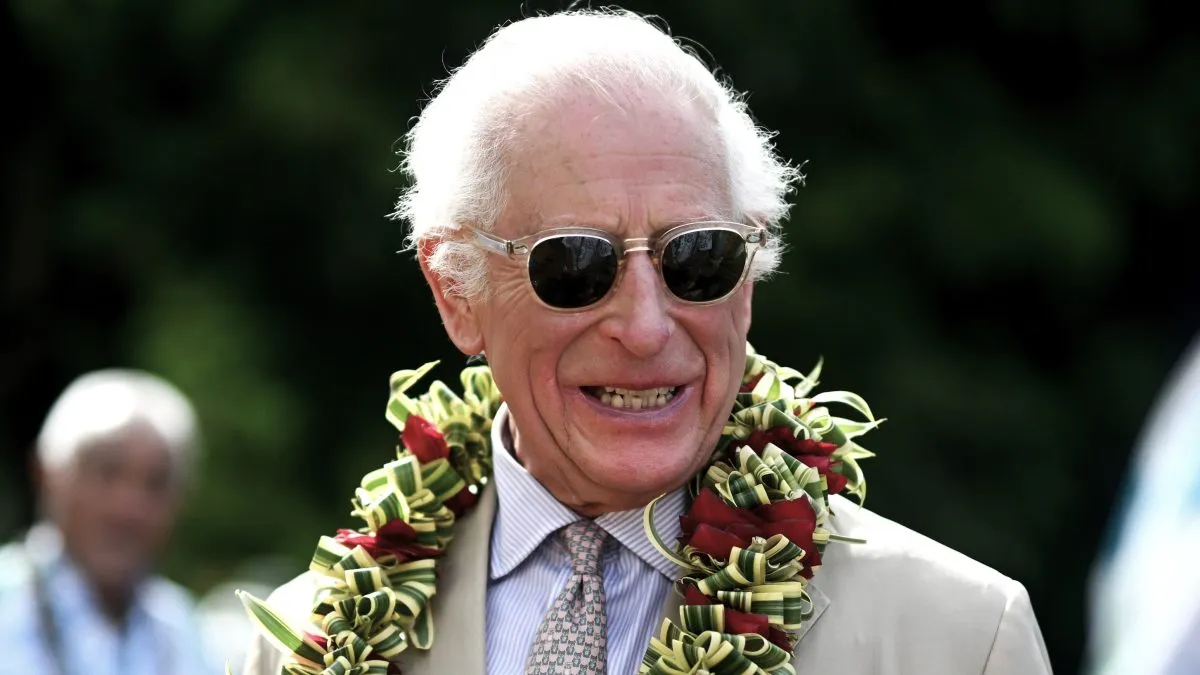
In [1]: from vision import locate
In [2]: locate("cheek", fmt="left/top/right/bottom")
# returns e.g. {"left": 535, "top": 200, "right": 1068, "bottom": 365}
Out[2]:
{"left": 60, "top": 476, "right": 106, "bottom": 519}
{"left": 491, "top": 323, "right": 600, "bottom": 454}
{"left": 728, "top": 285, "right": 754, "bottom": 340}
{"left": 511, "top": 321, "right": 584, "bottom": 410}
{"left": 142, "top": 507, "right": 177, "bottom": 541}
{"left": 684, "top": 307, "right": 751, "bottom": 421}
{"left": 690, "top": 306, "right": 750, "bottom": 364}
{"left": 478, "top": 297, "right": 578, "bottom": 409}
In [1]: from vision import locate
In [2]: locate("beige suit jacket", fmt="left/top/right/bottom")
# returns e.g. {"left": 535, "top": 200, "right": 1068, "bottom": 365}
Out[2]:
{"left": 243, "top": 489, "right": 1052, "bottom": 674}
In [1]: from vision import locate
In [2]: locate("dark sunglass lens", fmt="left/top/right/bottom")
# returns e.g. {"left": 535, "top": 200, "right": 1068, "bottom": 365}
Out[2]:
{"left": 528, "top": 235, "right": 619, "bottom": 309}
{"left": 661, "top": 229, "right": 748, "bottom": 302}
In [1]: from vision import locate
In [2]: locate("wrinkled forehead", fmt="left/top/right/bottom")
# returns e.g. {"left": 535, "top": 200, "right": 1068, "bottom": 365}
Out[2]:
{"left": 498, "top": 88, "right": 734, "bottom": 236}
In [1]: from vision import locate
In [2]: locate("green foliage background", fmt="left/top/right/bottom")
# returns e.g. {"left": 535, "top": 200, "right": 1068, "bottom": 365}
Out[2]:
{"left": 2, "top": 2, "right": 1196, "bottom": 673}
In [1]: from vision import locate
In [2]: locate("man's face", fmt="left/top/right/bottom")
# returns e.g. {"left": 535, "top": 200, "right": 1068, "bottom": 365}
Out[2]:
{"left": 46, "top": 423, "right": 180, "bottom": 592}
{"left": 455, "top": 91, "right": 753, "bottom": 514}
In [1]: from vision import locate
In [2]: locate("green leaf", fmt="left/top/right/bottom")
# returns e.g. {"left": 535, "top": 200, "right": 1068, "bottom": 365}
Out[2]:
{"left": 385, "top": 361, "right": 440, "bottom": 429}
{"left": 810, "top": 390, "right": 876, "bottom": 421}
{"left": 837, "top": 440, "right": 877, "bottom": 461}
{"left": 831, "top": 417, "right": 886, "bottom": 440}
{"left": 642, "top": 494, "right": 696, "bottom": 569}
{"left": 236, "top": 590, "right": 326, "bottom": 666}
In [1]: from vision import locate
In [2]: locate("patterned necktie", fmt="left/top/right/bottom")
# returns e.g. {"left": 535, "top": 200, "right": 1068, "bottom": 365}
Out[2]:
{"left": 525, "top": 519, "right": 610, "bottom": 674}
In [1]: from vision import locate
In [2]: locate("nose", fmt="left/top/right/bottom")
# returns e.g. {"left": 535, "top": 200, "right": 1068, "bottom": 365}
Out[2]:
{"left": 598, "top": 253, "right": 675, "bottom": 357}
{"left": 108, "top": 482, "right": 157, "bottom": 523}
{"left": 105, "top": 469, "right": 172, "bottom": 521}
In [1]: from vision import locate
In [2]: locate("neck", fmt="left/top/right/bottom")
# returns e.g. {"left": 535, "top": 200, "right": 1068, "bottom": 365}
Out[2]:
{"left": 60, "top": 547, "right": 139, "bottom": 627}
{"left": 93, "top": 584, "right": 134, "bottom": 627}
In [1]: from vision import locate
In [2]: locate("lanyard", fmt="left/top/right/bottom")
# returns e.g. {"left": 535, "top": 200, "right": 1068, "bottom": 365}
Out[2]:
{"left": 28, "top": 551, "right": 68, "bottom": 675}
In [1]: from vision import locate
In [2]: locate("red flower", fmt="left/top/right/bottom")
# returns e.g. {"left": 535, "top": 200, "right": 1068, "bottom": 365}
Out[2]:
{"left": 303, "top": 632, "right": 328, "bottom": 650}
{"left": 745, "top": 427, "right": 848, "bottom": 494}
{"left": 402, "top": 415, "right": 449, "bottom": 463}
{"left": 680, "top": 488, "right": 822, "bottom": 579}
{"left": 334, "top": 518, "right": 442, "bottom": 562}
{"left": 401, "top": 415, "right": 478, "bottom": 516}
{"left": 682, "top": 584, "right": 793, "bottom": 651}
{"left": 738, "top": 374, "right": 763, "bottom": 394}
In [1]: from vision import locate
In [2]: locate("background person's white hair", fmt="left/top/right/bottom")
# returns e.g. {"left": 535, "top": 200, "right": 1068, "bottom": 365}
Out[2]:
{"left": 394, "top": 8, "right": 802, "bottom": 299}
{"left": 37, "top": 369, "right": 199, "bottom": 482}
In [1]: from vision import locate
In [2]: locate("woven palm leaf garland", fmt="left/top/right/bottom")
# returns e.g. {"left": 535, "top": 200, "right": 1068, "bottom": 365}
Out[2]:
{"left": 237, "top": 344, "right": 882, "bottom": 674}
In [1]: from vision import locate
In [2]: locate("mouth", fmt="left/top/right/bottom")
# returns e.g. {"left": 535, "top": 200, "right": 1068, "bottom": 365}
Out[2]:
{"left": 582, "top": 385, "right": 679, "bottom": 411}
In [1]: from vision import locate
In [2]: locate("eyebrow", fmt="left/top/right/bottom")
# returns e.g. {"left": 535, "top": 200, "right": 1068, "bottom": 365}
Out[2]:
{"left": 524, "top": 212, "right": 736, "bottom": 236}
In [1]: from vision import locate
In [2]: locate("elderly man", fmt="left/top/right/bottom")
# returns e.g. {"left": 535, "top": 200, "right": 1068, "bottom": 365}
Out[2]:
{"left": 243, "top": 9, "right": 1051, "bottom": 674}
{"left": 0, "top": 369, "right": 213, "bottom": 675}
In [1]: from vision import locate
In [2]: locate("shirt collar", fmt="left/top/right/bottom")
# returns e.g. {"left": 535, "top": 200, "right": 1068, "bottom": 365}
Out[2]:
{"left": 489, "top": 403, "right": 685, "bottom": 581}
{"left": 490, "top": 405, "right": 579, "bottom": 579}
{"left": 595, "top": 485, "right": 684, "bottom": 580}
{"left": 25, "top": 522, "right": 153, "bottom": 624}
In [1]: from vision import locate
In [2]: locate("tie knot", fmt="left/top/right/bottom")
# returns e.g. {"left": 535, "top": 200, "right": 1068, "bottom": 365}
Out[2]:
{"left": 560, "top": 520, "right": 607, "bottom": 576}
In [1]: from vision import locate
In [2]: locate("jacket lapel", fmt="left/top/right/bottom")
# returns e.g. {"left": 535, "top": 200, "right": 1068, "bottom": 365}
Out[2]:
{"left": 789, "top": 501, "right": 844, "bottom": 655}
{"left": 399, "top": 485, "right": 497, "bottom": 675}
{"left": 792, "top": 582, "right": 832, "bottom": 645}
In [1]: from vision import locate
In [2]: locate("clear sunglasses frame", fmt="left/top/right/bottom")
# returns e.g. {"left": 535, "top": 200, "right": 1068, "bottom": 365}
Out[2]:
{"left": 464, "top": 221, "right": 768, "bottom": 312}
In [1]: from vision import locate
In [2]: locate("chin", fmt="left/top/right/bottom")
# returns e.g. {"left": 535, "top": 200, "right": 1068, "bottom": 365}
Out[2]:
{"left": 581, "top": 437, "right": 707, "bottom": 500}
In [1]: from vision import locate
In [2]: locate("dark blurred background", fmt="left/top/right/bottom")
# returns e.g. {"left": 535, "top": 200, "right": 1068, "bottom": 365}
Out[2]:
{"left": 2, "top": 1, "right": 1196, "bottom": 673}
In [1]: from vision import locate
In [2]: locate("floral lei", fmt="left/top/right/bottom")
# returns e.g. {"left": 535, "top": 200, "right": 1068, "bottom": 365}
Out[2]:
{"left": 238, "top": 344, "right": 882, "bottom": 674}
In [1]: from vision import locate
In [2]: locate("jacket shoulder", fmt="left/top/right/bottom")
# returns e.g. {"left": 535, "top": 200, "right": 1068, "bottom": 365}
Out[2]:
{"left": 792, "top": 496, "right": 1049, "bottom": 673}
{"left": 825, "top": 494, "right": 1020, "bottom": 598}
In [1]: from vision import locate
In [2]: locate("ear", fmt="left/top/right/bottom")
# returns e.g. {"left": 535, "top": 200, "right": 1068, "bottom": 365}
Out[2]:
{"left": 417, "top": 239, "right": 485, "bottom": 355}
{"left": 31, "top": 453, "right": 62, "bottom": 521}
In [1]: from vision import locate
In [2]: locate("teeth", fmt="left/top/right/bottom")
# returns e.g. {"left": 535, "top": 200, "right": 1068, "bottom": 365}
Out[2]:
{"left": 597, "top": 386, "right": 677, "bottom": 410}
{"left": 602, "top": 386, "right": 676, "bottom": 396}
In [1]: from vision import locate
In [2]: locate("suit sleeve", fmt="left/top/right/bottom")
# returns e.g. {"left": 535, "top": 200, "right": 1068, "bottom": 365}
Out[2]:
{"left": 982, "top": 579, "right": 1053, "bottom": 674}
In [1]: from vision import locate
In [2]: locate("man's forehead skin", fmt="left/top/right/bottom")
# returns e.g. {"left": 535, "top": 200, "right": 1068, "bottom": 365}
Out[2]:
{"left": 500, "top": 92, "right": 732, "bottom": 238}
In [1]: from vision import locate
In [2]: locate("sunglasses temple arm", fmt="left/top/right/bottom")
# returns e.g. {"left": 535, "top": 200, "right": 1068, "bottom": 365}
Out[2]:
{"left": 468, "top": 228, "right": 515, "bottom": 256}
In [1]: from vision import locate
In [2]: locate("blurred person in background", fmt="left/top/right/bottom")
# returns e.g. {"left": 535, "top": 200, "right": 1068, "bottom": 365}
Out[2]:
{"left": 1088, "top": 333, "right": 1200, "bottom": 675}
{"left": 0, "top": 369, "right": 214, "bottom": 675}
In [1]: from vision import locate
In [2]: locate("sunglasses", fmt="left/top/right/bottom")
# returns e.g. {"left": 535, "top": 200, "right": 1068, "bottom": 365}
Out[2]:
{"left": 466, "top": 221, "right": 766, "bottom": 311}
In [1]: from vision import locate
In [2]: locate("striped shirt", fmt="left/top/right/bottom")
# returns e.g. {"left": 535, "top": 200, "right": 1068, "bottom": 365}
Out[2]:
{"left": 485, "top": 404, "right": 685, "bottom": 674}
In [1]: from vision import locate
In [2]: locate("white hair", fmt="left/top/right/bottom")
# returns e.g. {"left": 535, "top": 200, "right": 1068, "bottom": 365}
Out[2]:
{"left": 393, "top": 8, "right": 803, "bottom": 299}
{"left": 37, "top": 369, "right": 199, "bottom": 482}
